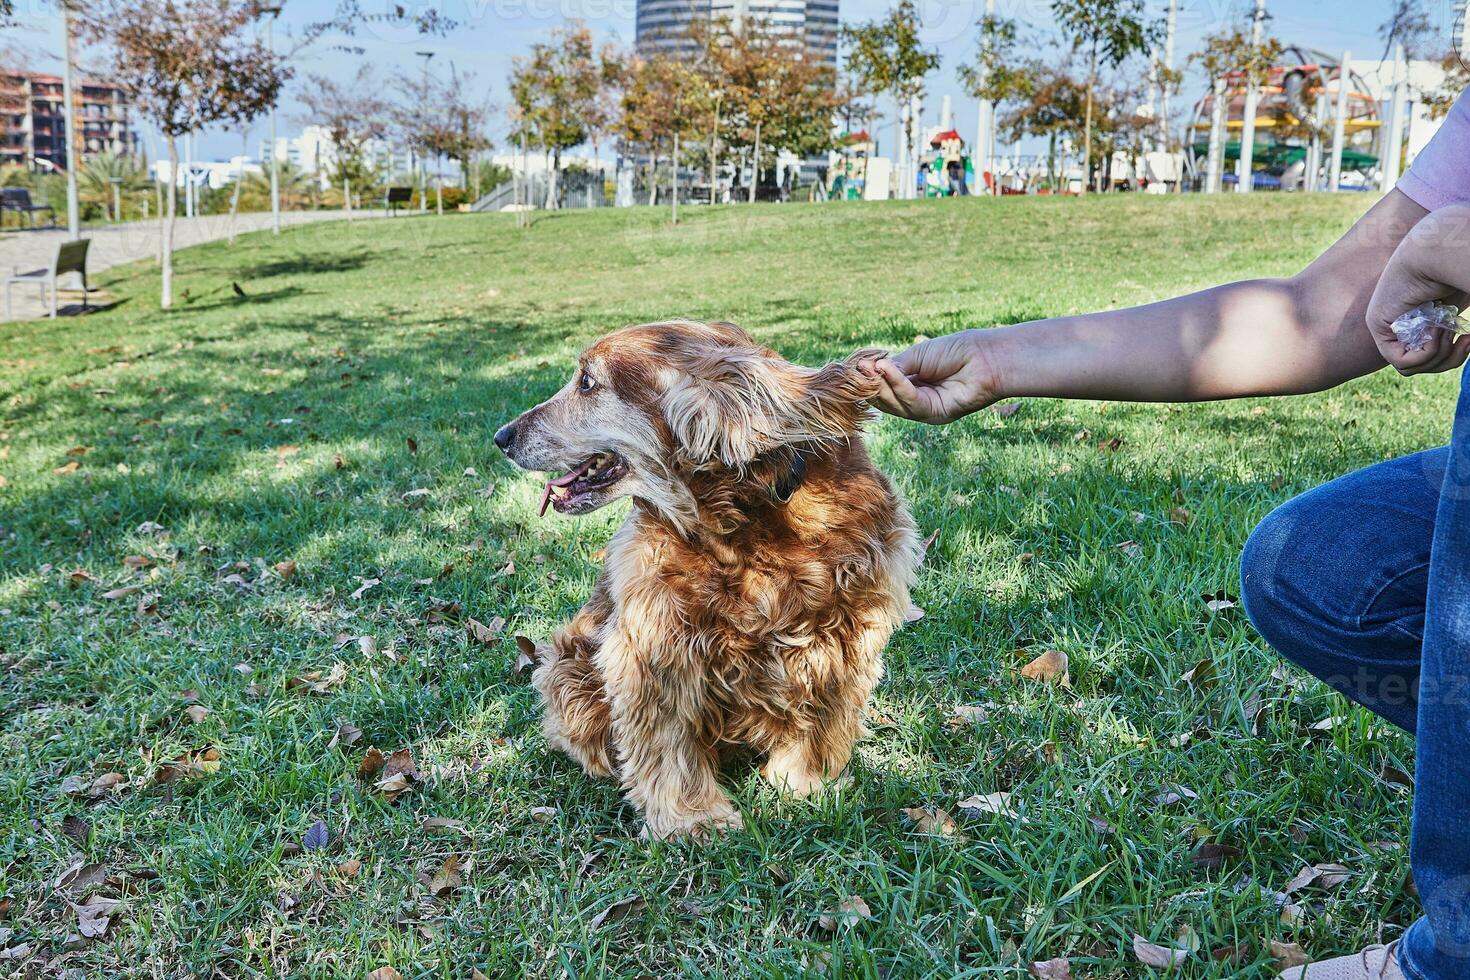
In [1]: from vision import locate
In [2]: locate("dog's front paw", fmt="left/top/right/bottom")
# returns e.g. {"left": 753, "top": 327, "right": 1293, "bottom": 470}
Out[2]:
{"left": 641, "top": 803, "right": 745, "bottom": 841}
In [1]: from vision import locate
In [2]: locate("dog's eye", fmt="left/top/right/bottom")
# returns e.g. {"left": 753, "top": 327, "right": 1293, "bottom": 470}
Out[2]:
{"left": 578, "top": 372, "right": 596, "bottom": 393}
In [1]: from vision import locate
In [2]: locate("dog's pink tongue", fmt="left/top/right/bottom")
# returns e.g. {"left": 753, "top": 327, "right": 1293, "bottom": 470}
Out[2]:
{"left": 538, "top": 461, "right": 593, "bottom": 517}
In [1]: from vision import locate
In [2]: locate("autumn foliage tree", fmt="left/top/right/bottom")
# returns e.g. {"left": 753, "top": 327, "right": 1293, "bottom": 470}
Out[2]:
{"left": 1050, "top": 0, "right": 1158, "bottom": 191}
{"left": 299, "top": 66, "right": 388, "bottom": 221}
{"left": 77, "top": 0, "right": 289, "bottom": 309}
{"left": 843, "top": 0, "right": 940, "bottom": 198}
{"left": 509, "top": 22, "right": 610, "bottom": 209}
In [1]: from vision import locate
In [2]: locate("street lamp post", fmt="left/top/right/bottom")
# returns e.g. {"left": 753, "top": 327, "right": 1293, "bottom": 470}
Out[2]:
{"left": 109, "top": 176, "right": 123, "bottom": 222}
{"left": 416, "top": 51, "right": 434, "bottom": 212}
{"left": 60, "top": 3, "right": 81, "bottom": 239}
{"left": 264, "top": 6, "right": 283, "bottom": 234}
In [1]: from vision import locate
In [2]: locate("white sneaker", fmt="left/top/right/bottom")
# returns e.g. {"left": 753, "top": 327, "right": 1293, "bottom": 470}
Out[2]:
{"left": 1279, "top": 941, "right": 1405, "bottom": 980}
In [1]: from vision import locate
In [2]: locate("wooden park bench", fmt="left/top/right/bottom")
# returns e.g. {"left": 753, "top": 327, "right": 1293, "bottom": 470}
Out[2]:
{"left": 5, "top": 238, "right": 92, "bottom": 320}
{"left": 1, "top": 187, "right": 56, "bottom": 229}
{"left": 384, "top": 186, "right": 413, "bottom": 215}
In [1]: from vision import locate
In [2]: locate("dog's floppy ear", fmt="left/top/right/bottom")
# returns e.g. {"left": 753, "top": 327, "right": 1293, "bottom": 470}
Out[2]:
{"left": 664, "top": 340, "right": 886, "bottom": 468}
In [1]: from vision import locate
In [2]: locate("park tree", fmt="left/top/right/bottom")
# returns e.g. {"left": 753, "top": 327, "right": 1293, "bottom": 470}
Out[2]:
{"left": 437, "top": 67, "right": 494, "bottom": 197}
{"left": 1001, "top": 62, "right": 1085, "bottom": 188}
{"left": 76, "top": 0, "right": 289, "bottom": 309}
{"left": 721, "top": 22, "right": 840, "bottom": 201}
{"left": 300, "top": 66, "right": 388, "bottom": 221}
{"left": 844, "top": 0, "right": 940, "bottom": 197}
{"left": 393, "top": 66, "right": 491, "bottom": 213}
{"left": 959, "top": 10, "right": 1034, "bottom": 179}
{"left": 509, "top": 22, "right": 609, "bottom": 209}
{"left": 618, "top": 51, "right": 707, "bottom": 217}
{"left": 1050, "top": 0, "right": 1158, "bottom": 191}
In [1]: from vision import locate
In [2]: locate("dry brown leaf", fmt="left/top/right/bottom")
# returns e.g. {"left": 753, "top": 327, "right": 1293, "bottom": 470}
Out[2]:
{"left": 1270, "top": 940, "right": 1309, "bottom": 970}
{"left": 1202, "top": 590, "right": 1237, "bottom": 612}
{"left": 372, "top": 748, "right": 420, "bottom": 802}
{"left": 60, "top": 814, "right": 91, "bottom": 843}
{"left": 904, "top": 604, "right": 926, "bottom": 623}
{"left": 1180, "top": 658, "right": 1216, "bottom": 690}
{"left": 328, "top": 723, "right": 362, "bottom": 749}
{"left": 423, "top": 816, "right": 469, "bottom": 836}
{"left": 1380, "top": 763, "right": 1414, "bottom": 790}
{"left": 366, "top": 969, "right": 403, "bottom": 980}
{"left": 337, "top": 858, "right": 361, "bottom": 878}
{"left": 1020, "top": 650, "right": 1070, "bottom": 687}
{"left": 349, "top": 577, "right": 380, "bottom": 600}
{"left": 1191, "top": 842, "right": 1241, "bottom": 870}
{"left": 273, "top": 560, "right": 297, "bottom": 580}
{"left": 467, "top": 617, "right": 506, "bottom": 644}
{"left": 529, "top": 805, "right": 558, "bottom": 824}
{"left": 287, "top": 662, "right": 347, "bottom": 695}
{"left": 1150, "top": 785, "right": 1200, "bottom": 807}
{"left": 56, "top": 860, "right": 107, "bottom": 893}
{"left": 589, "top": 895, "right": 646, "bottom": 931}
{"left": 1169, "top": 506, "right": 1192, "bottom": 526}
{"left": 900, "top": 806, "right": 961, "bottom": 837}
{"left": 428, "top": 855, "right": 463, "bottom": 897}
{"left": 919, "top": 529, "right": 940, "bottom": 561}
{"left": 945, "top": 704, "right": 989, "bottom": 730}
{"left": 1132, "top": 935, "right": 1189, "bottom": 969}
{"left": 513, "top": 635, "right": 542, "bottom": 677}
{"left": 1116, "top": 540, "right": 1142, "bottom": 558}
{"left": 153, "top": 747, "right": 221, "bottom": 784}
{"left": 356, "top": 747, "right": 386, "bottom": 781}
{"left": 957, "top": 791, "right": 1020, "bottom": 820}
{"left": 100, "top": 585, "right": 142, "bottom": 600}
{"left": 184, "top": 704, "right": 209, "bottom": 724}
{"left": 69, "top": 894, "right": 120, "bottom": 938}
{"left": 1029, "top": 959, "right": 1071, "bottom": 979}
{"left": 121, "top": 554, "right": 153, "bottom": 570}
{"left": 818, "top": 895, "right": 872, "bottom": 931}
{"left": 61, "top": 771, "right": 128, "bottom": 799}
{"left": 54, "top": 461, "right": 80, "bottom": 475}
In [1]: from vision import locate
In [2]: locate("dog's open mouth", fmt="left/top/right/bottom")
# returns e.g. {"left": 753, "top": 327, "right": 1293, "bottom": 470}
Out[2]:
{"left": 539, "top": 452, "right": 629, "bottom": 516}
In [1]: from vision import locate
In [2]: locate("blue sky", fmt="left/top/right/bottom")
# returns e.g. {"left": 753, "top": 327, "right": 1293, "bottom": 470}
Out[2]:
{"left": 5, "top": 0, "right": 1463, "bottom": 162}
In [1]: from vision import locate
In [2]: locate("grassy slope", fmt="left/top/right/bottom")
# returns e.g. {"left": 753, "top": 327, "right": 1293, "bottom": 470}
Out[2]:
{"left": 0, "top": 195, "right": 1454, "bottom": 978}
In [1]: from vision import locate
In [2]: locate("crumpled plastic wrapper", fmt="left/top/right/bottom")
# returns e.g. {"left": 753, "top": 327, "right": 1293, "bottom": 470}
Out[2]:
{"left": 1391, "top": 301, "right": 1468, "bottom": 352}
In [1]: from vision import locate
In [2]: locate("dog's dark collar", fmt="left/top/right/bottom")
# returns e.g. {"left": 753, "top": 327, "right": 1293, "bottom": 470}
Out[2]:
{"left": 772, "top": 452, "right": 807, "bottom": 504}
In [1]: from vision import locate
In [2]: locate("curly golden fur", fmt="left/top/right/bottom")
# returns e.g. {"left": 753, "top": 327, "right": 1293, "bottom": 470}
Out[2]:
{"left": 495, "top": 320, "right": 920, "bottom": 839}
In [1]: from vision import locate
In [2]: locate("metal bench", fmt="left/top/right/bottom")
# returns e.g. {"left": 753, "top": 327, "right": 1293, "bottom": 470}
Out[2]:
{"left": 384, "top": 186, "right": 413, "bottom": 215}
{"left": 5, "top": 238, "right": 92, "bottom": 319}
{"left": 0, "top": 187, "right": 57, "bottom": 229}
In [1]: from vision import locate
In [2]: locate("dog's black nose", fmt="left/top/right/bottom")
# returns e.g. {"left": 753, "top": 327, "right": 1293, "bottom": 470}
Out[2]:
{"left": 493, "top": 423, "right": 515, "bottom": 452}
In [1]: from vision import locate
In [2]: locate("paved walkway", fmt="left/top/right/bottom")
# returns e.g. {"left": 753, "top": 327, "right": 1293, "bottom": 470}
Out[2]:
{"left": 0, "top": 209, "right": 385, "bottom": 321}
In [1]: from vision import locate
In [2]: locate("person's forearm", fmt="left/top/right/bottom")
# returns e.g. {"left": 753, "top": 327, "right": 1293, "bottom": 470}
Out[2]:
{"left": 985, "top": 190, "right": 1429, "bottom": 403}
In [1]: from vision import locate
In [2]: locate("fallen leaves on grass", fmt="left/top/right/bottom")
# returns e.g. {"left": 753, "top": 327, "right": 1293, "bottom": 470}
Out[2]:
{"left": 121, "top": 554, "right": 153, "bottom": 570}
{"left": 817, "top": 895, "right": 871, "bottom": 931}
{"left": 54, "top": 461, "right": 80, "bottom": 475}
{"left": 350, "top": 577, "right": 380, "bottom": 600}
{"left": 100, "top": 585, "right": 142, "bottom": 600}
{"left": 529, "top": 806, "right": 558, "bottom": 824}
{"left": 1020, "top": 650, "right": 1071, "bottom": 687}
{"left": 366, "top": 968, "right": 403, "bottom": 980}
{"left": 1180, "top": 659, "right": 1216, "bottom": 691}
{"left": 1202, "top": 590, "right": 1237, "bottom": 613}
{"left": 427, "top": 855, "right": 463, "bottom": 898}
{"left": 359, "top": 748, "right": 420, "bottom": 803}
{"left": 513, "top": 636, "right": 542, "bottom": 677}
{"left": 1151, "top": 785, "right": 1200, "bottom": 807}
{"left": 1191, "top": 842, "right": 1242, "bottom": 870}
{"left": 183, "top": 704, "right": 209, "bottom": 724}
{"left": 1380, "top": 763, "right": 1414, "bottom": 790}
{"left": 589, "top": 895, "right": 646, "bottom": 931}
{"left": 919, "top": 528, "right": 940, "bottom": 561}
{"left": 273, "top": 560, "right": 297, "bottom": 580}
{"left": 1116, "top": 540, "right": 1142, "bottom": 558}
{"left": 286, "top": 663, "right": 347, "bottom": 695}
{"left": 956, "top": 792, "right": 1020, "bottom": 820}
{"left": 1132, "top": 935, "right": 1189, "bottom": 969}
{"left": 1270, "top": 940, "right": 1309, "bottom": 970}
{"left": 1028, "top": 958, "right": 1071, "bottom": 978}
{"left": 945, "top": 704, "right": 990, "bottom": 730}
{"left": 423, "top": 817, "right": 469, "bottom": 837}
{"left": 1170, "top": 506, "right": 1192, "bottom": 526}
{"left": 60, "top": 771, "right": 127, "bottom": 799}
{"left": 60, "top": 815, "right": 90, "bottom": 844}
{"left": 56, "top": 860, "right": 107, "bottom": 893}
{"left": 152, "top": 747, "right": 221, "bottom": 785}
{"left": 904, "top": 604, "right": 926, "bottom": 623}
{"left": 1283, "top": 863, "right": 1353, "bottom": 895}
{"left": 69, "top": 894, "right": 120, "bottom": 938}
{"left": 901, "top": 806, "right": 962, "bottom": 837}
{"left": 467, "top": 616, "right": 506, "bottom": 644}
{"left": 328, "top": 723, "right": 362, "bottom": 749}
{"left": 303, "top": 821, "right": 329, "bottom": 851}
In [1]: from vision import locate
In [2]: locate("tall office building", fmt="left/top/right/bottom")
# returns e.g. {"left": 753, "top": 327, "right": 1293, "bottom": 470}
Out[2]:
{"left": 635, "top": 0, "right": 839, "bottom": 70}
{"left": 0, "top": 71, "right": 139, "bottom": 173}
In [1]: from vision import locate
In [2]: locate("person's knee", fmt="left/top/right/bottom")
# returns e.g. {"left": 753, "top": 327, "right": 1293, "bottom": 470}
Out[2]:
{"left": 1240, "top": 495, "right": 1331, "bottom": 664}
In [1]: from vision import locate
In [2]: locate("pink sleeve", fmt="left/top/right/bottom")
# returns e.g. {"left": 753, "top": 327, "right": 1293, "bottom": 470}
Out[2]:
{"left": 1398, "top": 92, "right": 1470, "bottom": 210}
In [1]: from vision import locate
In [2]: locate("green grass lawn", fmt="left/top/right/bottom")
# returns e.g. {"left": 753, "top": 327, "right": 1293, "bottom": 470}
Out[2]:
{"left": 0, "top": 194, "right": 1455, "bottom": 978}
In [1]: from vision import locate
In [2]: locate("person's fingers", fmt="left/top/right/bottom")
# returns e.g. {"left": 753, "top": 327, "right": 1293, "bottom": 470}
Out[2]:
{"left": 1448, "top": 337, "right": 1470, "bottom": 372}
{"left": 872, "top": 359, "right": 926, "bottom": 419}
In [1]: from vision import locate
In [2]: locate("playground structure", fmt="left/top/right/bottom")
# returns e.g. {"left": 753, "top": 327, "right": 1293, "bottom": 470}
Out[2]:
{"left": 1188, "top": 46, "right": 1382, "bottom": 191}
{"left": 920, "top": 129, "right": 977, "bottom": 197}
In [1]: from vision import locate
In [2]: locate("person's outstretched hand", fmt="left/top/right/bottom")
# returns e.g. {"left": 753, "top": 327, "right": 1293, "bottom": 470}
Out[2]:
{"left": 1366, "top": 202, "right": 1470, "bottom": 376}
{"left": 861, "top": 329, "right": 1001, "bottom": 424}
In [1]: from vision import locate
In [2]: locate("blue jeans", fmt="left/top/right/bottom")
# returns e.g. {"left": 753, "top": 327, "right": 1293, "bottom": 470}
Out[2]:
{"left": 1241, "top": 368, "right": 1470, "bottom": 979}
